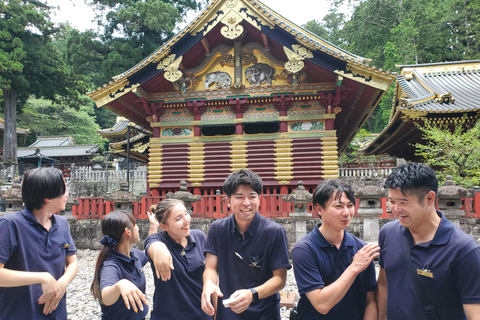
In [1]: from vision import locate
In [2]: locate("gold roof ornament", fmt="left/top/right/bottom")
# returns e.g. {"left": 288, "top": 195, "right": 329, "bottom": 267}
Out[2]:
{"left": 164, "top": 56, "right": 183, "bottom": 83}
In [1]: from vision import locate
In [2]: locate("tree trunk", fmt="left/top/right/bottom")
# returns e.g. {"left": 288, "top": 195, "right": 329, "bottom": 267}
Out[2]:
{"left": 3, "top": 88, "right": 18, "bottom": 176}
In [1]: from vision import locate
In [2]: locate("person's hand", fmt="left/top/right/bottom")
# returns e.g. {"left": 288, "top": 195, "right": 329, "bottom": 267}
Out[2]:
{"left": 227, "top": 289, "right": 253, "bottom": 314}
{"left": 38, "top": 273, "right": 59, "bottom": 311}
{"left": 350, "top": 243, "right": 380, "bottom": 275}
{"left": 152, "top": 243, "right": 174, "bottom": 281}
{"left": 42, "top": 278, "right": 68, "bottom": 315}
{"left": 147, "top": 211, "right": 159, "bottom": 228}
{"left": 201, "top": 280, "right": 223, "bottom": 316}
{"left": 116, "top": 279, "right": 147, "bottom": 313}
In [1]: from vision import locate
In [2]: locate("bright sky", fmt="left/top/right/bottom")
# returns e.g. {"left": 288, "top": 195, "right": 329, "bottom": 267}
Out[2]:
{"left": 48, "top": 0, "right": 346, "bottom": 32}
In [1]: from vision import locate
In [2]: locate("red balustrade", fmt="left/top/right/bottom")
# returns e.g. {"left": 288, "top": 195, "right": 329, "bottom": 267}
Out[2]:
{"left": 71, "top": 195, "right": 480, "bottom": 220}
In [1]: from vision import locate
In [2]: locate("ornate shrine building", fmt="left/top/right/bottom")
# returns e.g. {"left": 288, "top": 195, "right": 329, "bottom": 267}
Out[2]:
{"left": 362, "top": 60, "right": 480, "bottom": 160}
{"left": 88, "top": 0, "right": 394, "bottom": 197}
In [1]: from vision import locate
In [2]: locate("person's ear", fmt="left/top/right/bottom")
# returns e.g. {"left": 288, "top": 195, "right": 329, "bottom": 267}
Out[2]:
{"left": 225, "top": 197, "right": 231, "bottom": 209}
{"left": 124, "top": 227, "right": 132, "bottom": 238}
{"left": 314, "top": 203, "right": 323, "bottom": 215}
{"left": 425, "top": 191, "right": 436, "bottom": 206}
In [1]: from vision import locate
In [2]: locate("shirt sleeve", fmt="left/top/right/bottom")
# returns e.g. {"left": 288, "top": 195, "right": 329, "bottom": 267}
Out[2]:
{"left": 365, "top": 260, "right": 378, "bottom": 292}
{"left": 63, "top": 219, "right": 77, "bottom": 256}
{"left": 144, "top": 233, "right": 163, "bottom": 263}
{"left": 378, "top": 225, "right": 386, "bottom": 269}
{"left": 292, "top": 244, "right": 325, "bottom": 295}
{"left": 0, "top": 219, "right": 16, "bottom": 264}
{"left": 204, "top": 222, "right": 218, "bottom": 257}
{"left": 456, "top": 247, "right": 480, "bottom": 304}
{"left": 100, "top": 263, "right": 121, "bottom": 291}
{"left": 269, "top": 227, "right": 291, "bottom": 271}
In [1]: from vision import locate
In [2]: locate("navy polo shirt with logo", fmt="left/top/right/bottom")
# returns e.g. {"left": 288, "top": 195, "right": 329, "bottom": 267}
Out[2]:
{"left": 379, "top": 211, "right": 480, "bottom": 320}
{"left": 99, "top": 248, "right": 148, "bottom": 320}
{"left": 0, "top": 208, "right": 77, "bottom": 320}
{"left": 292, "top": 223, "right": 377, "bottom": 320}
{"left": 204, "top": 212, "right": 291, "bottom": 320}
{"left": 144, "top": 229, "right": 212, "bottom": 320}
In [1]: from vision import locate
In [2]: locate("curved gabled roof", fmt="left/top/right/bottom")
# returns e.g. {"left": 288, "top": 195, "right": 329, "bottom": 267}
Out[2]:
{"left": 361, "top": 60, "right": 480, "bottom": 160}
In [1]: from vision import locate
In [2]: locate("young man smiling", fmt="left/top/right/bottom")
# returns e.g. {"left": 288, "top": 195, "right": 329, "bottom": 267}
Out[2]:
{"left": 292, "top": 179, "right": 379, "bottom": 319}
{"left": 201, "top": 169, "right": 290, "bottom": 320}
{"left": 377, "top": 162, "right": 480, "bottom": 320}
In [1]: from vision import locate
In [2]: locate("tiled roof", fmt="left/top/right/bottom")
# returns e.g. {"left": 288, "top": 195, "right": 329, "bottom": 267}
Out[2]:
{"left": 17, "top": 145, "right": 100, "bottom": 158}
{"left": 29, "top": 136, "right": 75, "bottom": 147}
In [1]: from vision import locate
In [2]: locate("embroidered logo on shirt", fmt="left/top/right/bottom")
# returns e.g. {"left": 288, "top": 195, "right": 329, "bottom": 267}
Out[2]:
{"left": 62, "top": 243, "right": 72, "bottom": 249}
{"left": 249, "top": 255, "right": 264, "bottom": 268}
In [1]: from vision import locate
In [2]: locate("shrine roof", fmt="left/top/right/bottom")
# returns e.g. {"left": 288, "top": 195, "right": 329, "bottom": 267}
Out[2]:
{"left": 17, "top": 145, "right": 100, "bottom": 159}
{"left": 361, "top": 60, "right": 480, "bottom": 160}
{"left": 29, "top": 136, "right": 75, "bottom": 147}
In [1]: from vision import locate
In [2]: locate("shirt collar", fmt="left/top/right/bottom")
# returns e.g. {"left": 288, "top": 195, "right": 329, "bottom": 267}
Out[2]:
{"left": 230, "top": 211, "right": 260, "bottom": 237}
{"left": 401, "top": 210, "right": 453, "bottom": 247}
{"left": 110, "top": 249, "right": 136, "bottom": 266}
{"left": 313, "top": 222, "right": 355, "bottom": 248}
{"left": 21, "top": 208, "right": 58, "bottom": 230}
{"left": 162, "top": 231, "right": 196, "bottom": 250}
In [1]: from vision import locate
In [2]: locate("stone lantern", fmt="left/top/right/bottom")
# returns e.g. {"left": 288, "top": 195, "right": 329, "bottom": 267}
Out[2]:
{"left": 283, "top": 181, "right": 313, "bottom": 243}
{"left": 355, "top": 177, "right": 386, "bottom": 243}
{"left": 165, "top": 180, "right": 201, "bottom": 215}
{"left": 105, "top": 181, "right": 141, "bottom": 212}
{"left": 2, "top": 177, "right": 23, "bottom": 216}
{"left": 438, "top": 175, "right": 467, "bottom": 227}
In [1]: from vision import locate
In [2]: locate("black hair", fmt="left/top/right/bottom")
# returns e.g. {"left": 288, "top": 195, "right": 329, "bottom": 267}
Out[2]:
{"left": 91, "top": 210, "right": 136, "bottom": 304}
{"left": 312, "top": 179, "right": 355, "bottom": 208}
{"left": 152, "top": 199, "right": 185, "bottom": 225}
{"left": 384, "top": 162, "right": 438, "bottom": 202}
{"left": 22, "top": 167, "right": 66, "bottom": 211}
{"left": 223, "top": 169, "right": 263, "bottom": 198}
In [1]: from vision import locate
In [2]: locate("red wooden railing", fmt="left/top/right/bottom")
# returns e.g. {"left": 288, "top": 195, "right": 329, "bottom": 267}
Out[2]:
{"left": 71, "top": 193, "right": 480, "bottom": 219}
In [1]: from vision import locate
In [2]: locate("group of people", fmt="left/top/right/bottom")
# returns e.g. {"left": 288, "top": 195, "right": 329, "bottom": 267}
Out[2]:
{"left": 0, "top": 163, "right": 479, "bottom": 319}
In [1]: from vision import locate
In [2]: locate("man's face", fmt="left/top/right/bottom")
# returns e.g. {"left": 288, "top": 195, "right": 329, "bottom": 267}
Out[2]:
{"left": 315, "top": 192, "right": 355, "bottom": 232}
{"left": 226, "top": 184, "right": 260, "bottom": 224}
{"left": 388, "top": 189, "right": 432, "bottom": 231}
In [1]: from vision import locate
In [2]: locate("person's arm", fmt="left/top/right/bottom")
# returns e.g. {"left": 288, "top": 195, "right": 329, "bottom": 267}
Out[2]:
{"left": 40, "top": 254, "right": 79, "bottom": 315}
{"left": 147, "top": 241, "right": 174, "bottom": 281}
{"left": 305, "top": 243, "right": 380, "bottom": 315}
{"left": 363, "top": 291, "right": 377, "bottom": 320}
{"left": 201, "top": 253, "right": 223, "bottom": 316}
{"left": 464, "top": 304, "right": 480, "bottom": 320}
{"left": 147, "top": 211, "right": 159, "bottom": 235}
{"left": 377, "top": 267, "right": 388, "bottom": 320}
{"left": 101, "top": 279, "right": 148, "bottom": 313}
{"left": 228, "top": 267, "right": 287, "bottom": 314}
{"left": 0, "top": 263, "right": 59, "bottom": 300}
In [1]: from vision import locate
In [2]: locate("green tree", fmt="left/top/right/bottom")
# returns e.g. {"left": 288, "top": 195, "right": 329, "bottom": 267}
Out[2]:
{"left": 17, "top": 97, "right": 106, "bottom": 147}
{"left": 0, "top": 0, "right": 87, "bottom": 168}
{"left": 415, "top": 118, "right": 480, "bottom": 188}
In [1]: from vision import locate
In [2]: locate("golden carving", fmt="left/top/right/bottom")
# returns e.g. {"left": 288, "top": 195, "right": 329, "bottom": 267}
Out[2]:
{"left": 158, "top": 54, "right": 177, "bottom": 70}
{"left": 220, "top": 11, "right": 244, "bottom": 40}
{"left": 191, "top": 182, "right": 202, "bottom": 187}
{"left": 226, "top": 0, "right": 237, "bottom": 8}
{"left": 164, "top": 56, "right": 183, "bottom": 83}
{"left": 283, "top": 46, "right": 305, "bottom": 74}
{"left": 278, "top": 180, "right": 291, "bottom": 185}
{"left": 292, "top": 45, "right": 314, "bottom": 59}
{"left": 333, "top": 106, "right": 342, "bottom": 114}
{"left": 133, "top": 142, "right": 149, "bottom": 153}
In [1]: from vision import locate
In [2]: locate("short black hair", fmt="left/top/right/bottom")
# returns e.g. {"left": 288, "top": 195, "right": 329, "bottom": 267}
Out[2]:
{"left": 223, "top": 169, "right": 263, "bottom": 197}
{"left": 384, "top": 162, "right": 438, "bottom": 202}
{"left": 22, "top": 167, "right": 66, "bottom": 211}
{"left": 313, "top": 179, "right": 355, "bottom": 208}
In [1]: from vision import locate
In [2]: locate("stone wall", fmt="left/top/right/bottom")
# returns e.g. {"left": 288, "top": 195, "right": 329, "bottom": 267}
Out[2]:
{"left": 69, "top": 216, "right": 480, "bottom": 251}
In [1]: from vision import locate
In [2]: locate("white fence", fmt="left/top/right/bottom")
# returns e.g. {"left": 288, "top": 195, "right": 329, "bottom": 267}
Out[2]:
{"left": 339, "top": 167, "right": 394, "bottom": 177}
{"left": 70, "top": 166, "right": 148, "bottom": 182}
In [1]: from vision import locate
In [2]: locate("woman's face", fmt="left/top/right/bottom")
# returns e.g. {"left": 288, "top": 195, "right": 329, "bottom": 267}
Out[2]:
{"left": 160, "top": 203, "right": 191, "bottom": 242}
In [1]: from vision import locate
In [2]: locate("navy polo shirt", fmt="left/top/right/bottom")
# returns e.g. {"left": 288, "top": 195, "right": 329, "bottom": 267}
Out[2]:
{"left": 292, "top": 223, "right": 377, "bottom": 320}
{"left": 144, "top": 229, "right": 212, "bottom": 320}
{"left": 379, "top": 211, "right": 480, "bottom": 320}
{"left": 0, "top": 208, "right": 77, "bottom": 320}
{"left": 100, "top": 248, "right": 148, "bottom": 320}
{"left": 204, "top": 212, "right": 291, "bottom": 320}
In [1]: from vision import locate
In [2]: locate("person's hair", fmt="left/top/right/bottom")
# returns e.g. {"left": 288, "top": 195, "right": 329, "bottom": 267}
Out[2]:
{"left": 22, "top": 167, "right": 66, "bottom": 211}
{"left": 90, "top": 210, "right": 135, "bottom": 304}
{"left": 384, "top": 162, "right": 438, "bottom": 203}
{"left": 152, "top": 199, "right": 185, "bottom": 225}
{"left": 223, "top": 169, "right": 263, "bottom": 197}
{"left": 312, "top": 179, "right": 356, "bottom": 209}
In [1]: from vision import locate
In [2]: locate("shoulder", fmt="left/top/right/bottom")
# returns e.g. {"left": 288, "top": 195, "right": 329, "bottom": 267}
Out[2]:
{"left": 292, "top": 230, "right": 316, "bottom": 254}
{"left": 258, "top": 215, "right": 285, "bottom": 232}
{"left": 450, "top": 225, "right": 480, "bottom": 251}
{"left": 190, "top": 229, "right": 206, "bottom": 240}
{"left": 0, "top": 211, "right": 24, "bottom": 223}
{"left": 379, "top": 220, "right": 400, "bottom": 235}
{"left": 345, "top": 231, "right": 368, "bottom": 246}
{"left": 209, "top": 217, "right": 231, "bottom": 232}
